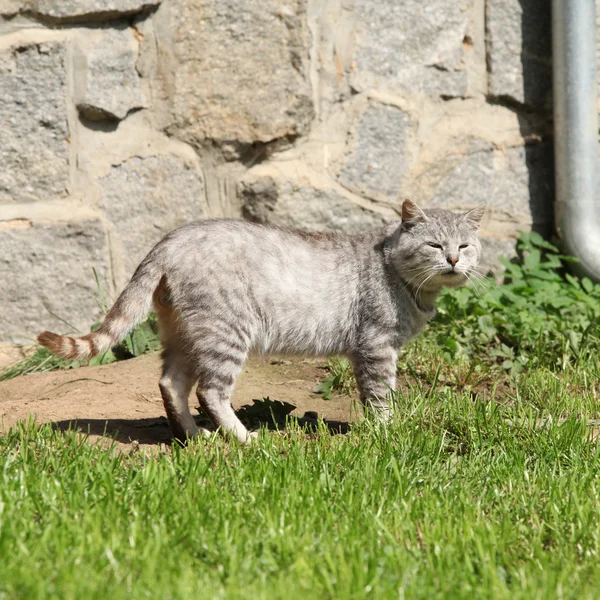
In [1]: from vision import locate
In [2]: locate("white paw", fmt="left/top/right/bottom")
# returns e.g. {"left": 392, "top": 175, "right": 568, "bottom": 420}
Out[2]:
{"left": 245, "top": 431, "right": 259, "bottom": 445}
{"left": 366, "top": 405, "right": 393, "bottom": 424}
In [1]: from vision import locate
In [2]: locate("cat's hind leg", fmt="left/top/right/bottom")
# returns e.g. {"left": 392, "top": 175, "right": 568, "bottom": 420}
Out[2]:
{"left": 155, "top": 284, "right": 209, "bottom": 443}
{"left": 159, "top": 349, "right": 209, "bottom": 443}
{"left": 194, "top": 349, "right": 255, "bottom": 444}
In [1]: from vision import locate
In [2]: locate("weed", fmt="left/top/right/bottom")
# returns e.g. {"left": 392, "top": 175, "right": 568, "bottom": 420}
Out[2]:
{"left": 432, "top": 231, "right": 600, "bottom": 373}
{"left": 314, "top": 357, "right": 355, "bottom": 400}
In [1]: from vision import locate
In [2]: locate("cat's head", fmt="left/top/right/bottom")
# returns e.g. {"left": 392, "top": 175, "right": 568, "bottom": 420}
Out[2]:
{"left": 390, "top": 199, "right": 486, "bottom": 294}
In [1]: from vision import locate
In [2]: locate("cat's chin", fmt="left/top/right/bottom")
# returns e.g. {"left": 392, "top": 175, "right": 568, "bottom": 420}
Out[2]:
{"left": 439, "top": 272, "right": 467, "bottom": 288}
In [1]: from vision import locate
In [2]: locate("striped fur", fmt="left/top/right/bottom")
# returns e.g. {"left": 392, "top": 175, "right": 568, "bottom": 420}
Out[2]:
{"left": 37, "top": 330, "right": 112, "bottom": 360}
{"left": 37, "top": 200, "right": 485, "bottom": 445}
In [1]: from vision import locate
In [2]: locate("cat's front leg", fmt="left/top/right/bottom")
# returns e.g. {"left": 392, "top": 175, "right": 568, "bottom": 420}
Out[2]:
{"left": 351, "top": 345, "right": 398, "bottom": 421}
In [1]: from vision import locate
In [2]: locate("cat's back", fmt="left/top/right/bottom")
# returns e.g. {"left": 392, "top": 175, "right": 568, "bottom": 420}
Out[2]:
{"left": 155, "top": 218, "right": 385, "bottom": 273}
{"left": 167, "top": 218, "right": 371, "bottom": 247}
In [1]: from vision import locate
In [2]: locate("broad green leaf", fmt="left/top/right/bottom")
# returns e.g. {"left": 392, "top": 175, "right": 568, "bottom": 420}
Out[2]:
{"left": 523, "top": 249, "right": 541, "bottom": 271}
{"left": 582, "top": 277, "right": 594, "bottom": 293}
{"left": 477, "top": 315, "right": 497, "bottom": 338}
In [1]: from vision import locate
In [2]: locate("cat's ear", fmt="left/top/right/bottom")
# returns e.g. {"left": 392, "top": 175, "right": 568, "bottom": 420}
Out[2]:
{"left": 401, "top": 199, "right": 428, "bottom": 226}
{"left": 462, "top": 205, "right": 487, "bottom": 231}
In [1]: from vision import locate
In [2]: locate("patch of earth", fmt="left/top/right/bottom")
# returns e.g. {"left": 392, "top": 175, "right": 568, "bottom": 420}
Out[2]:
{"left": 0, "top": 345, "right": 26, "bottom": 370}
{"left": 0, "top": 354, "right": 360, "bottom": 449}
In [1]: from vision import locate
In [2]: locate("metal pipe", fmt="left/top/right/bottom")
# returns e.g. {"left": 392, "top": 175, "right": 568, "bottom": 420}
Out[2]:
{"left": 552, "top": 0, "right": 600, "bottom": 282}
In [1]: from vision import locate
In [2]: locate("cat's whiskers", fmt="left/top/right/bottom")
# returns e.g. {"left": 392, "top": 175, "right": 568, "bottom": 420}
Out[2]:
{"left": 414, "top": 269, "right": 442, "bottom": 300}
{"left": 470, "top": 264, "right": 494, "bottom": 277}
{"left": 406, "top": 266, "right": 441, "bottom": 293}
{"left": 404, "top": 268, "right": 432, "bottom": 289}
{"left": 464, "top": 272, "right": 485, "bottom": 301}
{"left": 468, "top": 268, "right": 497, "bottom": 291}
{"left": 465, "top": 269, "right": 500, "bottom": 307}
{"left": 403, "top": 265, "right": 433, "bottom": 274}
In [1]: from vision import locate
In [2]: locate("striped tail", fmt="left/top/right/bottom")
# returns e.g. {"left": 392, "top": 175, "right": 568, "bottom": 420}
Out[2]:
{"left": 37, "top": 261, "right": 163, "bottom": 361}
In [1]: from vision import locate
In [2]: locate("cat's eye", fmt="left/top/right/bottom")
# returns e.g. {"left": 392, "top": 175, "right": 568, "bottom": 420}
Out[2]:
{"left": 427, "top": 242, "right": 443, "bottom": 249}
{"left": 459, "top": 244, "right": 469, "bottom": 249}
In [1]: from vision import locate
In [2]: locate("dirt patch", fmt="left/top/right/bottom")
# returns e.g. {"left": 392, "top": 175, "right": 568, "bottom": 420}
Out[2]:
{"left": 0, "top": 354, "right": 359, "bottom": 448}
{"left": 0, "top": 345, "right": 26, "bottom": 370}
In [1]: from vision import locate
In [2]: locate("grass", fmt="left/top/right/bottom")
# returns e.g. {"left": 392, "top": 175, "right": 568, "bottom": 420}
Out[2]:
{"left": 2, "top": 364, "right": 600, "bottom": 599}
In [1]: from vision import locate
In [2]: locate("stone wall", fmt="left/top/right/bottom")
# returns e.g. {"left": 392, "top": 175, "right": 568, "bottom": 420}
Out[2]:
{"left": 0, "top": 0, "right": 557, "bottom": 342}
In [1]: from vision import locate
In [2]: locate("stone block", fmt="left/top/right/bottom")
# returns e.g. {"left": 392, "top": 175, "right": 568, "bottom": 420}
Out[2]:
{"left": 27, "top": 0, "right": 162, "bottom": 22}
{"left": 0, "top": 42, "right": 69, "bottom": 204}
{"left": 0, "top": 0, "right": 21, "bottom": 15}
{"left": 241, "top": 175, "right": 389, "bottom": 234}
{"left": 160, "top": 0, "right": 313, "bottom": 146}
{"left": 486, "top": 0, "right": 552, "bottom": 107}
{"left": 479, "top": 236, "right": 518, "bottom": 276}
{"left": 350, "top": 0, "right": 470, "bottom": 98}
{"left": 336, "top": 102, "right": 410, "bottom": 202}
{"left": 421, "top": 142, "right": 554, "bottom": 229}
{"left": 100, "top": 155, "right": 206, "bottom": 282}
{"left": 74, "top": 26, "right": 145, "bottom": 121}
{"left": 0, "top": 219, "right": 110, "bottom": 342}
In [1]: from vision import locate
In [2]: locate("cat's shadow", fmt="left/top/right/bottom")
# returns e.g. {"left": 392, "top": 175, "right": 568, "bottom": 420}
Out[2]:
{"left": 51, "top": 405, "right": 350, "bottom": 447}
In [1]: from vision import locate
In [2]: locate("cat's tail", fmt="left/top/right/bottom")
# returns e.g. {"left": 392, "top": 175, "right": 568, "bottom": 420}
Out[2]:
{"left": 37, "top": 260, "right": 163, "bottom": 361}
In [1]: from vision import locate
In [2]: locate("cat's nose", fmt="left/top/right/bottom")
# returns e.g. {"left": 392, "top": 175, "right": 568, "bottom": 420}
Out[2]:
{"left": 446, "top": 256, "right": 458, "bottom": 267}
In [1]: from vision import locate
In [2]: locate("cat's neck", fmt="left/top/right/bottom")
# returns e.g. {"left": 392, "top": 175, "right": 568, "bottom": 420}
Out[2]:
{"left": 412, "top": 288, "right": 441, "bottom": 313}
{"left": 387, "top": 263, "right": 441, "bottom": 314}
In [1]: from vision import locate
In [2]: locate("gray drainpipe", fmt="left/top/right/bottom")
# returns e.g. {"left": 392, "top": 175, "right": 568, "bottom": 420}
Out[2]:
{"left": 552, "top": 0, "right": 600, "bottom": 282}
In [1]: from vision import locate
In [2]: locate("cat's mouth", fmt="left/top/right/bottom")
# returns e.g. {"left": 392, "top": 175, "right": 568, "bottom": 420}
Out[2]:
{"left": 439, "top": 270, "right": 467, "bottom": 287}
{"left": 440, "top": 270, "right": 467, "bottom": 282}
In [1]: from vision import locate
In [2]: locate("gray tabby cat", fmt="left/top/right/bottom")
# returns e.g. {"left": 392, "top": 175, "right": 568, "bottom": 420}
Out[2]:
{"left": 38, "top": 199, "right": 485, "bottom": 444}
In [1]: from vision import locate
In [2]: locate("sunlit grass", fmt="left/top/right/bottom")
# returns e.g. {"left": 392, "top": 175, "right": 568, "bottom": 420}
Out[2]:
{"left": 2, "top": 361, "right": 600, "bottom": 599}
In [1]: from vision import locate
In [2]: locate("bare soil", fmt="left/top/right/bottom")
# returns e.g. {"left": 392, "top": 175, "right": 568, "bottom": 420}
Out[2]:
{"left": 0, "top": 354, "right": 358, "bottom": 449}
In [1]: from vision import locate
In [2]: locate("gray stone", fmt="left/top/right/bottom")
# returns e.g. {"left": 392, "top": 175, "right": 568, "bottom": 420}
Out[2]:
{"left": 0, "top": 0, "right": 21, "bottom": 15}
{"left": 337, "top": 103, "right": 410, "bottom": 202}
{"left": 0, "top": 42, "right": 69, "bottom": 204}
{"left": 241, "top": 175, "right": 389, "bottom": 234}
{"left": 479, "top": 236, "right": 518, "bottom": 276}
{"left": 26, "top": 0, "right": 162, "bottom": 22}
{"left": 160, "top": 0, "right": 313, "bottom": 146}
{"left": 0, "top": 219, "right": 110, "bottom": 343}
{"left": 351, "top": 0, "right": 470, "bottom": 98}
{"left": 100, "top": 155, "right": 206, "bottom": 282}
{"left": 74, "top": 27, "right": 145, "bottom": 121}
{"left": 423, "top": 142, "right": 554, "bottom": 229}
{"left": 486, "top": 0, "right": 552, "bottom": 107}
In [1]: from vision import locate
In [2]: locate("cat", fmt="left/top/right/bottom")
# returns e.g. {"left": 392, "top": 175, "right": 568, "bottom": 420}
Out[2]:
{"left": 38, "top": 199, "right": 486, "bottom": 444}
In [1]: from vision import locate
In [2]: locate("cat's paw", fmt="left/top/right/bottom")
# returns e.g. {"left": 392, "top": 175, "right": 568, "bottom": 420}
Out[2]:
{"left": 365, "top": 405, "right": 393, "bottom": 424}
{"left": 245, "top": 431, "right": 259, "bottom": 445}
